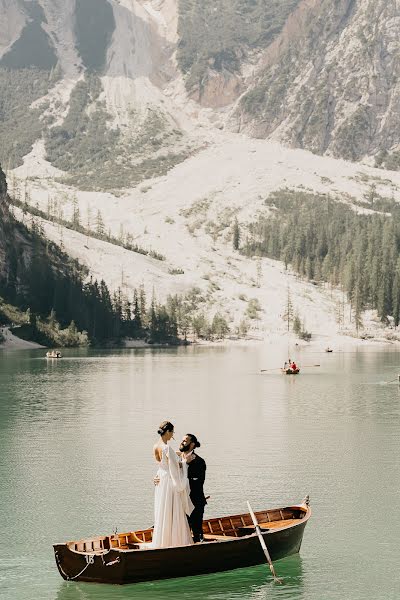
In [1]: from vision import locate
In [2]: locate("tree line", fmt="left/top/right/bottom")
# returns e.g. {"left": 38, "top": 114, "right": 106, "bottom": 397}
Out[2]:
{"left": 7, "top": 189, "right": 166, "bottom": 261}
{"left": 240, "top": 189, "right": 400, "bottom": 327}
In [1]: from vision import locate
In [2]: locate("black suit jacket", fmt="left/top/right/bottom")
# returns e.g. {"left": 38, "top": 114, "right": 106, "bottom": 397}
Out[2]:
{"left": 187, "top": 453, "right": 207, "bottom": 507}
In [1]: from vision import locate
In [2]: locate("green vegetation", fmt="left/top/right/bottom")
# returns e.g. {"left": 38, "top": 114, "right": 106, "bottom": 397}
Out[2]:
{"left": 232, "top": 217, "right": 240, "bottom": 249}
{"left": 242, "top": 189, "right": 400, "bottom": 326}
{"left": 177, "top": 0, "right": 300, "bottom": 92}
{"left": 168, "top": 268, "right": 185, "bottom": 275}
{"left": 0, "top": 298, "right": 28, "bottom": 327}
{"left": 282, "top": 288, "right": 293, "bottom": 331}
{"left": 0, "top": 67, "right": 54, "bottom": 168}
{"left": 0, "top": 300, "right": 73, "bottom": 347}
{"left": 0, "top": 2, "right": 57, "bottom": 70}
{"left": 240, "top": 41, "right": 299, "bottom": 130}
{"left": 45, "top": 75, "right": 119, "bottom": 184}
{"left": 246, "top": 298, "right": 262, "bottom": 320}
{"left": 0, "top": 199, "right": 179, "bottom": 345}
{"left": 375, "top": 149, "right": 400, "bottom": 171}
{"left": 333, "top": 106, "right": 372, "bottom": 161}
{"left": 166, "top": 288, "right": 232, "bottom": 341}
{"left": 0, "top": 166, "right": 6, "bottom": 195}
{"left": 1, "top": 165, "right": 178, "bottom": 346}
{"left": 0, "top": 203, "right": 92, "bottom": 345}
{"left": 75, "top": 0, "right": 115, "bottom": 72}
{"left": 45, "top": 75, "right": 188, "bottom": 191}
{"left": 7, "top": 193, "right": 166, "bottom": 261}
{"left": 293, "top": 312, "right": 312, "bottom": 340}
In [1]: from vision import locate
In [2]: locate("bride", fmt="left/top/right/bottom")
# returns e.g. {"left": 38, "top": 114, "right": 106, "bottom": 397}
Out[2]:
{"left": 151, "top": 421, "right": 194, "bottom": 548}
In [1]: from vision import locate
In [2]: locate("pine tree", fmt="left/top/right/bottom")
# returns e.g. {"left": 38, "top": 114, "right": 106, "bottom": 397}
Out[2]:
{"left": 133, "top": 291, "right": 142, "bottom": 338}
{"left": 232, "top": 217, "right": 240, "bottom": 250}
{"left": 148, "top": 298, "right": 158, "bottom": 342}
{"left": 47, "top": 309, "right": 58, "bottom": 329}
{"left": 139, "top": 285, "right": 147, "bottom": 327}
{"left": 238, "top": 318, "right": 249, "bottom": 337}
{"left": 72, "top": 195, "right": 80, "bottom": 229}
{"left": 392, "top": 259, "right": 400, "bottom": 327}
{"left": 192, "top": 313, "right": 208, "bottom": 339}
{"left": 293, "top": 313, "right": 302, "bottom": 335}
{"left": 352, "top": 280, "right": 363, "bottom": 334}
{"left": 0, "top": 163, "right": 8, "bottom": 196}
{"left": 96, "top": 210, "right": 105, "bottom": 237}
{"left": 211, "top": 313, "right": 230, "bottom": 339}
{"left": 256, "top": 258, "right": 262, "bottom": 287}
{"left": 282, "top": 288, "right": 293, "bottom": 331}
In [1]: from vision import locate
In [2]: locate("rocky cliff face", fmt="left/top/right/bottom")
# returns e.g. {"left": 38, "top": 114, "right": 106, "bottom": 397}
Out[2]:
{"left": 233, "top": 0, "right": 400, "bottom": 162}
{"left": 0, "top": 0, "right": 399, "bottom": 177}
{"left": 0, "top": 0, "right": 26, "bottom": 60}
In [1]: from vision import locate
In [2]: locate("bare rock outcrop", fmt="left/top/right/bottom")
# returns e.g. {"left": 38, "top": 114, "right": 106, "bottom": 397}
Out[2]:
{"left": 233, "top": 0, "right": 400, "bottom": 161}
{"left": 1, "top": 0, "right": 400, "bottom": 169}
{"left": 0, "top": 0, "right": 26, "bottom": 59}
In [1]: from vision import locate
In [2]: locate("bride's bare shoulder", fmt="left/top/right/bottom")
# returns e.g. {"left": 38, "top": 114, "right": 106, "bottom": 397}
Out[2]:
{"left": 153, "top": 442, "right": 163, "bottom": 462}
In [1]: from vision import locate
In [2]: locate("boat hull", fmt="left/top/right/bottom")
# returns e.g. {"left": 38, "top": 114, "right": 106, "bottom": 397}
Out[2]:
{"left": 54, "top": 509, "right": 309, "bottom": 585}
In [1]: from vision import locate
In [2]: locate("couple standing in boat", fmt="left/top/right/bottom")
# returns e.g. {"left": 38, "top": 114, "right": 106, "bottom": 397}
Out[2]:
{"left": 152, "top": 420, "right": 207, "bottom": 548}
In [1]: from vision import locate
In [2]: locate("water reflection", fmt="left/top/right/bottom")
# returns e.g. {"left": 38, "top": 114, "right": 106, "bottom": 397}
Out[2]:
{"left": 54, "top": 556, "right": 304, "bottom": 600}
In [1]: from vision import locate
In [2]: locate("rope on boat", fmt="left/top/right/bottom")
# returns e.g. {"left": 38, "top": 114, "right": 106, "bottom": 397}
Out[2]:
{"left": 55, "top": 549, "right": 121, "bottom": 581}
{"left": 101, "top": 555, "right": 121, "bottom": 567}
{"left": 55, "top": 550, "right": 121, "bottom": 581}
{"left": 55, "top": 551, "right": 95, "bottom": 581}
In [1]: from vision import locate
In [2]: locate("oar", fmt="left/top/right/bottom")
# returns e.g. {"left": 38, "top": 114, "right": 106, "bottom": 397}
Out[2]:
{"left": 260, "top": 368, "right": 282, "bottom": 372}
{"left": 386, "top": 376, "right": 400, "bottom": 384}
{"left": 246, "top": 501, "right": 283, "bottom": 584}
{"left": 301, "top": 364, "right": 320, "bottom": 367}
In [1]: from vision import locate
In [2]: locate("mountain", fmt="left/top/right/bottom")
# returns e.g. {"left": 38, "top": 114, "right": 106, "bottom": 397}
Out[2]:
{"left": 2, "top": 1, "right": 400, "bottom": 343}
{"left": 1, "top": 0, "right": 399, "bottom": 180}
{"left": 234, "top": 0, "right": 400, "bottom": 165}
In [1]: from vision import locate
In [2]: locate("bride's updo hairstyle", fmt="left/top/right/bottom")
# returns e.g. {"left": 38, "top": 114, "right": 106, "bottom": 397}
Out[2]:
{"left": 187, "top": 433, "right": 201, "bottom": 449}
{"left": 157, "top": 421, "right": 174, "bottom": 436}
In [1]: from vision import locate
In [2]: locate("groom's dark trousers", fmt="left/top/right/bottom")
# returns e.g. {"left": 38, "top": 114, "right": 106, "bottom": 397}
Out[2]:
{"left": 188, "top": 454, "right": 207, "bottom": 542}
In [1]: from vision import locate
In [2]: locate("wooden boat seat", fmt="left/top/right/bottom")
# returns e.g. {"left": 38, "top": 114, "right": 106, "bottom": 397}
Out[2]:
{"left": 238, "top": 518, "right": 303, "bottom": 536}
{"left": 203, "top": 534, "right": 237, "bottom": 541}
{"left": 259, "top": 518, "right": 303, "bottom": 529}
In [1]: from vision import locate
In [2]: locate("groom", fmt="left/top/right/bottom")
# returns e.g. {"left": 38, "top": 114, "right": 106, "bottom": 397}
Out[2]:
{"left": 180, "top": 433, "right": 207, "bottom": 543}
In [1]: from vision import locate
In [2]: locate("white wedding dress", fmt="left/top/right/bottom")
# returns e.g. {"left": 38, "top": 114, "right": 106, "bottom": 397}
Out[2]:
{"left": 151, "top": 442, "right": 194, "bottom": 548}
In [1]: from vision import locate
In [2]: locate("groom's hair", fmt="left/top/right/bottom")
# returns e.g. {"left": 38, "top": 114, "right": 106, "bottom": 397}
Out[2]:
{"left": 187, "top": 433, "right": 200, "bottom": 449}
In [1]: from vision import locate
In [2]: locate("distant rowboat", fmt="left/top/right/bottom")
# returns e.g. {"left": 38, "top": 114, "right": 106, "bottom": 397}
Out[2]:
{"left": 46, "top": 351, "right": 62, "bottom": 358}
{"left": 53, "top": 499, "right": 311, "bottom": 585}
{"left": 282, "top": 368, "right": 300, "bottom": 375}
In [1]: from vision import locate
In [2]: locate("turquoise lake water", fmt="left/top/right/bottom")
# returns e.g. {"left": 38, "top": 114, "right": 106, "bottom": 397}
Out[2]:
{"left": 1, "top": 344, "right": 400, "bottom": 599}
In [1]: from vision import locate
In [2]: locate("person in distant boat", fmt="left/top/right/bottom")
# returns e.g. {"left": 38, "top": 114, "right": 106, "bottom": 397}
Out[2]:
{"left": 179, "top": 433, "right": 207, "bottom": 543}
{"left": 151, "top": 421, "right": 193, "bottom": 548}
{"left": 284, "top": 358, "right": 292, "bottom": 370}
{"left": 290, "top": 361, "right": 297, "bottom": 371}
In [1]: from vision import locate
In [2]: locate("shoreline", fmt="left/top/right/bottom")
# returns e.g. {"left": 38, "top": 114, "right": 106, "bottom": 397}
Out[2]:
{"left": 2, "top": 326, "right": 400, "bottom": 352}
{"left": 0, "top": 327, "right": 44, "bottom": 350}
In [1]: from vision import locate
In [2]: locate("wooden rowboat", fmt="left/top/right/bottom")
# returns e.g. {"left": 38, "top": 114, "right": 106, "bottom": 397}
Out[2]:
{"left": 53, "top": 498, "right": 311, "bottom": 585}
{"left": 281, "top": 368, "right": 300, "bottom": 375}
{"left": 46, "top": 351, "right": 62, "bottom": 358}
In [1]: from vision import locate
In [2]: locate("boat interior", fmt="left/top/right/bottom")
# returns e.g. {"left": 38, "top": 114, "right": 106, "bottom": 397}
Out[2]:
{"left": 66, "top": 506, "right": 308, "bottom": 554}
